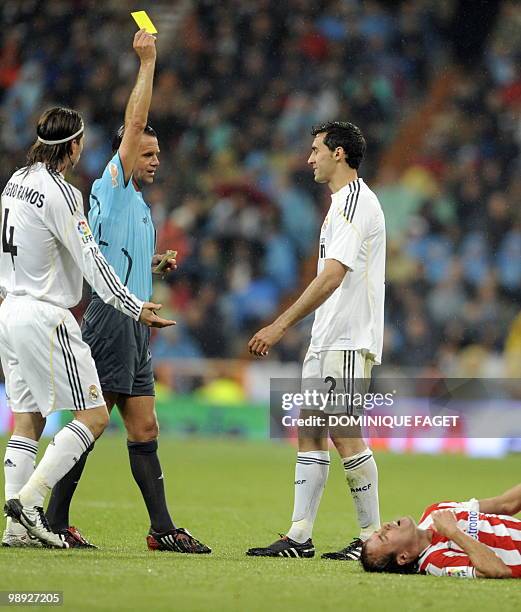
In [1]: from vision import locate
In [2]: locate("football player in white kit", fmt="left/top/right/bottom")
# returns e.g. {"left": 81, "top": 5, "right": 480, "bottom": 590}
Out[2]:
{"left": 247, "top": 121, "right": 385, "bottom": 560}
{"left": 0, "top": 106, "right": 174, "bottom": 548}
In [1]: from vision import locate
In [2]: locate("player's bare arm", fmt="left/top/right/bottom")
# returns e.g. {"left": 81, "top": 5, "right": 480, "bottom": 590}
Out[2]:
{"left": 248, "top": 258, "right": 348, "bottom": 356}
{"left": 119, "top": 29, "right": 157, "bottom": 184}
{"left": 478, "top": 483, "right": 521, "bottom": 516}
{"left": 432, "top": 511, "right": 512, "bottom": 579}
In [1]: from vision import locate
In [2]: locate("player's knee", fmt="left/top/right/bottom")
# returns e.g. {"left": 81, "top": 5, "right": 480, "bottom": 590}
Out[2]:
{"left": 13, "top": 414, "right": 46, "bottom": 441}
{"left": 76, "top": 406, "right": 109, "bottom": 439}
{"left": 331, "top": 436, "right": 366, "bottom": 458}
{"left": 97, "top": 410, "right": 110, "bottom": 433}
{"left": 89, "top": 415, "right": 109, "bottom": 439}
{"left": 142, "top": 418, "right": 159, "bottom": 440}
{"left": 297, "top": 436, "right": 326, "bottom": 452}
{"left": 140, "top": 421, "right": 159, "bottom": 441}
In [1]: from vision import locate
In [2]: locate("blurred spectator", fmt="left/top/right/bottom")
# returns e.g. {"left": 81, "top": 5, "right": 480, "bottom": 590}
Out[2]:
{"left": 0, "top": 0, "right": 519, "bottom": 373}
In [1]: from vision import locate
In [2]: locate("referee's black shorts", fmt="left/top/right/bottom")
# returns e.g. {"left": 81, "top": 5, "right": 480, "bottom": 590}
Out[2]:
{"left": 81, "top": 295, "right": 155, "bottom": 397}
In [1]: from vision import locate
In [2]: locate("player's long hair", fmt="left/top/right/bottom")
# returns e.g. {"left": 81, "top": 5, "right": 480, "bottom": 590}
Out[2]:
{"left": 26, "top": 107, "right": 84, "bottom": 172}
{"left": 360, "top": 541, "right": 418, "bottom": 575}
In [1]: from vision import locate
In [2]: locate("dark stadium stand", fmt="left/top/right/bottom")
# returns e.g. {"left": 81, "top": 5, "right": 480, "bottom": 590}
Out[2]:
{"left": 0, "top": 0, "right": 519, "bottom": 374}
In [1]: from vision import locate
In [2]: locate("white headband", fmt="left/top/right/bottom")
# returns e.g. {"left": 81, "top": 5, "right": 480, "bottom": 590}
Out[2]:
{"left": 37, "top": 123, "right": 84, "bottom": 145}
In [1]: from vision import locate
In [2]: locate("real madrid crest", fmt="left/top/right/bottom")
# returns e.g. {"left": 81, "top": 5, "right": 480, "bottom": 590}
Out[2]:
{"left": 89, "top": 385, "right": 100, "bottom": 402}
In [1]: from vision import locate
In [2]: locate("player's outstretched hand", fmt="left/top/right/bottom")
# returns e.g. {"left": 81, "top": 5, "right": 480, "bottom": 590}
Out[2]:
{"left": 248, "top": 322, "right": 285, "bottom": 357}
{"left": 432, "top": 510, "right": 459, "bottom": 538}
{"left": 133, "top": 28, "right": 156, "bottom": 64}
{"left": 139, "top": 302, "right": 176, "bottom": 328}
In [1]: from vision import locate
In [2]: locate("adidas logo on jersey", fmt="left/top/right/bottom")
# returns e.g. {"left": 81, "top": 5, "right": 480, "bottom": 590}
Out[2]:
{"left": 4, "top": 458, "right": 16, "bottom": 468}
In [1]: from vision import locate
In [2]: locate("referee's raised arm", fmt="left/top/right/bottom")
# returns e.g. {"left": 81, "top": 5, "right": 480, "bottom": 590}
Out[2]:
{"left": 119, "top": 29, "right": 157, "bottom": 185}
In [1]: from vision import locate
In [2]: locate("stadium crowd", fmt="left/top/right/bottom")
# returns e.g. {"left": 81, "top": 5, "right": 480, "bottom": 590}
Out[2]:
{"left": 0, "top": 0, "right": 519, "bottom": 375}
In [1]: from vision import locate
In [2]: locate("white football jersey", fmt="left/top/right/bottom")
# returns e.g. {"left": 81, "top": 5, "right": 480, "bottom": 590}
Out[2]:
{"left": 0, "top": 163, "right": 143, "bottom": 320}
{"left": 310, "top": 178, "right": 386, "bottom": 363}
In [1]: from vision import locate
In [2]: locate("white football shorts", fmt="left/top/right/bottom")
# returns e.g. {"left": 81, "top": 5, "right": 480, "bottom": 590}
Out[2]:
{"left": 301, "top": 348, "right": 374, "bottom": 415}
{"left": 0, "top": 295, "right": 104, "bottom": 416}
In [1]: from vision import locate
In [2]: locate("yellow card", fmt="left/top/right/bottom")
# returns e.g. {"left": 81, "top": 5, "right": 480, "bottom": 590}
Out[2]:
{"left": 153, "top": 250, "right": 177, "bottom": 274}
{"left": 131, "top": 10, "right": 158, "bottom": 34}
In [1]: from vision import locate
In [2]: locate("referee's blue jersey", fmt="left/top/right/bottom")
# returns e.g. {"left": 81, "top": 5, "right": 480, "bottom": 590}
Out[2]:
{"left": 89, "top": 153, "right": 155, "bottom": 302}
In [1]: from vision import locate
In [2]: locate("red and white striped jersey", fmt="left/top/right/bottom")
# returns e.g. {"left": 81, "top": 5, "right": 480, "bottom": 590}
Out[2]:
{"left": 417, "top": 500, "right": 521, "bottom": 578}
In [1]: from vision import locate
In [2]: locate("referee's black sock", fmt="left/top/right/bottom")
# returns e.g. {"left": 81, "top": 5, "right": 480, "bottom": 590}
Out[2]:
{"left": 127, "top": 439, "right": 175, "bottom": 533}
{"left": 46, "top": 442, "right": 94, "bottom": 532}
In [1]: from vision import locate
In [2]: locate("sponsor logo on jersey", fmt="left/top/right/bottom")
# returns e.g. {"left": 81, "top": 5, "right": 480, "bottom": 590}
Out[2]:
{"left": 77, "top": 220, "right": 94, "bottom": 244}
{"left": 88, "top": 384, "right": 100, "bottom": 402}
{"left": 109, "top": 162, "right": 119, "bottom": 188}
{"left": 4, "top": 458, "right": 16, "bottom": 468}
{"left": 295, "top": 480, "right": 307, "bottom": 485}
{"left": 467, "top": 510, "right": 479, "bottom": 540}
{"left": 444, "top": 566, "right": 473, "bottom": 578}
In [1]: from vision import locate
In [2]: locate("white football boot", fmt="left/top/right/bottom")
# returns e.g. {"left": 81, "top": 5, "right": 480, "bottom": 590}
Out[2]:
{"left": 2, "top": 517, "right": 43, "bottom": 548}
{"left": 4, "top": 499, "right": 69, "bottom": 549}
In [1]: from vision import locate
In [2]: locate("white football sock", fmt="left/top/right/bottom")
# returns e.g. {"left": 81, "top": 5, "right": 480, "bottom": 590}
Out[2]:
{"left": 4, "top": 436, "right": 38, "bottom": 535}
{"left": 286, "top": 451, "right": 330, "bottom": 543}
{"left": 4, "top": 436, "right": 38, "bottom": 499}
{"left": 342, "top": 448, "right": 380, "bottom": 540}
{"left": 18, "top": 421, "right": 94, "bottom": 508}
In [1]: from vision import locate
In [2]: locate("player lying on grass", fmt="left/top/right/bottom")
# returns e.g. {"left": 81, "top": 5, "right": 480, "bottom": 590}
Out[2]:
{"left": 361, "top": 482, "right": 521, "bottom": 578}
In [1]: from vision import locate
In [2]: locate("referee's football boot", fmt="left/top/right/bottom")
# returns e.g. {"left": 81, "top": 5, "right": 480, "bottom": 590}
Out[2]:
{"left": 4, "top": 499, "right": 69, "bottom": 549}
{"left": 57, "top": 526, "right": 98, "bottom": 549}
{"left": 147, "top": 527, "right": 211, "bottom": 553}
{"left": 321, "top": 537, "right": 363, "bottom": 560}
{"left": 246, "top": 534, "right": 315, "bottom": 558}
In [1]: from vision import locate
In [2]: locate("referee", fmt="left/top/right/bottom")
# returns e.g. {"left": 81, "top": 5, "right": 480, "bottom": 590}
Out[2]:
{"left": 46, "top": 30, "right": 210, "bottom": 554}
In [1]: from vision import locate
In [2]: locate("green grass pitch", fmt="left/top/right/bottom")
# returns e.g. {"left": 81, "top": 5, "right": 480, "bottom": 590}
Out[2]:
{"left": 1, "top": 436, "right": 520, "bottom": 611}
